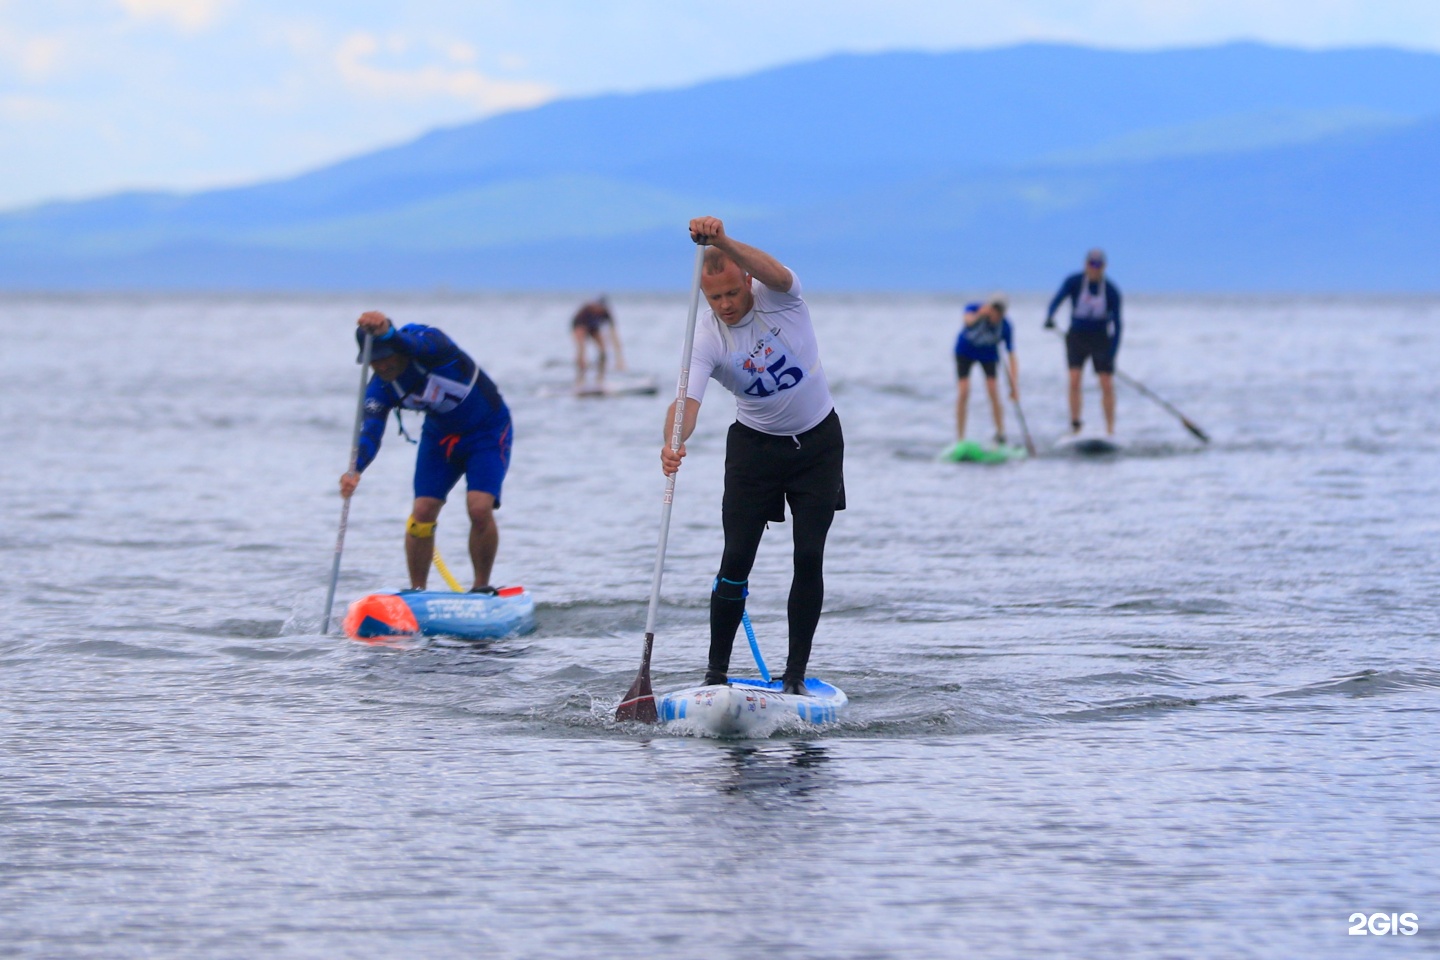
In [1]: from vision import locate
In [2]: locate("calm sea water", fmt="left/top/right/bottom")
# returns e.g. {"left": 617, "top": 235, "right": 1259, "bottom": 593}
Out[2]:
{"left": 2, "top": 291, "right": 1437, "bottom": 958}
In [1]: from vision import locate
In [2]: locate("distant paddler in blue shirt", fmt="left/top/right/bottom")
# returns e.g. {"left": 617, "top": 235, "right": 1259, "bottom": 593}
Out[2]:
{"left": 339, "top": 311, "right": 513, "bottom": 594}
{"left": 1044, "top": 248, "right": 1123, "bottom": 435}
{"left": 953, "top": 294, "right": 1019, "bottom": 445}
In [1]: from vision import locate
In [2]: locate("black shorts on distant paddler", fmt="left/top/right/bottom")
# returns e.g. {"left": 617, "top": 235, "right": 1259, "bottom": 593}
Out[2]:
{"left": 723, "top": 408, "right": 845, "bottom": 526}
{"left": 955, "top": 354, "right": 998, "bottom": 379}
{"left": 1066, "top": 325, "right": 1116, "bottom": 374}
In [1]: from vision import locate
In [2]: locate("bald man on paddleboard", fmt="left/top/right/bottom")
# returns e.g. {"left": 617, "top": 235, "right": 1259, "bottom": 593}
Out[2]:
{"left": 661, "top": 217, "right": 845, "bottom": 696}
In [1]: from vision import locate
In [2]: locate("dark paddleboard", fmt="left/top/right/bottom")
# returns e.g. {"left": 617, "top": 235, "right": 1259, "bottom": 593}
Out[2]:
{"left": 1055, "top": 434, "right": 1123, "bottom": 456}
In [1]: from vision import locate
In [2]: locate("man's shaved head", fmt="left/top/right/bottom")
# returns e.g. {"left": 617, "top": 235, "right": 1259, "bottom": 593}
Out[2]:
{"left": 699, "top": 248, "right": 754, "bottom": 325}
{"left": 703, "top": 247, "right": 736, "bottom": 275}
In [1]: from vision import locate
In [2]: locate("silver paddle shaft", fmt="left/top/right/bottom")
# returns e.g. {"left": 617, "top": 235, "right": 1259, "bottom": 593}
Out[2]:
{"left": 999, "top": 344, "right": 1035, "bottom": 455}
{"left": 322, "top": 333, "right": 372, "bottom": 635}
{"left": 644, "top": 245, "right": 706, "bottom": 637}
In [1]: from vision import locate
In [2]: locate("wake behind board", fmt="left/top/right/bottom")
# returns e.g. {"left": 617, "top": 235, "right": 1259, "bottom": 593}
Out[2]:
{"left": 939, "top": 439, "right": 1028, "bottom": 464}
{"left": 658, "top": 678, "right": 847, "bottom": 737}
{"left": 1054, "top": 433, "right": 1123, "bottom": 456}
{"left": 343, "top": 587, "right": 536, "bottom": 640}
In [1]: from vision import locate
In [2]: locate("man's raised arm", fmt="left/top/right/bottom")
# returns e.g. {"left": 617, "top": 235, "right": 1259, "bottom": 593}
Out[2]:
{"left": 689, "top": 216, "right": 793, "bottom": 293}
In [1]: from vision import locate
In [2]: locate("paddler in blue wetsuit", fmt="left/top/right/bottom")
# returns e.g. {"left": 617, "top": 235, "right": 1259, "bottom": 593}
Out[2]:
{"left": 339, "top": 311, "right": 513, "bottom": 593}
{"left": 1044, "top": 248, "right": 1122, "bottom": 435}
{"left": 954, "top": 293, "right": 1019, "bottom": 445}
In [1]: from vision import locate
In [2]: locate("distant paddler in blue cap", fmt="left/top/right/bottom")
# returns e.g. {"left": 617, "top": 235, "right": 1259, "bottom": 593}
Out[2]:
{"left": 1044, "top": 248, "right": 1122, "bottom": 436}
{"left": 953, "top": 293, "right": 1019, "bottom": 446}
{"left": 339, "top": 311, "right": 513, "bottom": 593}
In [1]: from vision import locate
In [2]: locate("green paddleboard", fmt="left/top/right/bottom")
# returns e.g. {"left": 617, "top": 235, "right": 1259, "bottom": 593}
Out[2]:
{"left": 939, "top": 440, "right": 1028, "bottom": 464}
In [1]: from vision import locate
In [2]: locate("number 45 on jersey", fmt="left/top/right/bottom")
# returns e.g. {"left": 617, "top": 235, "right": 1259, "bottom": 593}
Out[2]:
{"left": 743, "top": 354, "right": 804, "bottom": 397}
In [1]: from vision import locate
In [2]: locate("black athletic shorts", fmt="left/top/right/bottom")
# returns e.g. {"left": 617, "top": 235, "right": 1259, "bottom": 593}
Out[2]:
{"left": 723, "top": 409, "right": 845, "bottom": 525}
{"left": 955, "top": 354, "right": 998, "bottom": 379}
{"left": 1066, "top": 325, "right": 1116, "bottom": 374}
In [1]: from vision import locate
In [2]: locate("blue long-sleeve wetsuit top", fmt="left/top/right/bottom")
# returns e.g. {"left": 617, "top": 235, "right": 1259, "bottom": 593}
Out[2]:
{"left": 1046, "top": 273, "right": 1123, "bottom": 351}
{"left": 355, "top": 323, "right": 508, "bottom": 473}
{"left": 954, "top": 303, "right": 1014, "bottom": 363}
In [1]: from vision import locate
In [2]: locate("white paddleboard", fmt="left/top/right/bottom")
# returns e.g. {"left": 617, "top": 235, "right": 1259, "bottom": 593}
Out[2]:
{"left": 657, "top": 678, "right": 847, "bottom": 737}
{"left": 574, "top": 375, "right": 659, "bottom": 398}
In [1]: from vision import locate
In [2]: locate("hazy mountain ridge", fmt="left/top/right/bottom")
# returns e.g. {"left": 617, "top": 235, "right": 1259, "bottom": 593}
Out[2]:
{"left": 3, "top": 42, "right": 1438, "bottom": 291}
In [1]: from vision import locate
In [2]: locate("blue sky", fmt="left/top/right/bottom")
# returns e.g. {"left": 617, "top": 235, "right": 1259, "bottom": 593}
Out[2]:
{"left": 3, "top": 1, "right": 1440, "bottom": 210}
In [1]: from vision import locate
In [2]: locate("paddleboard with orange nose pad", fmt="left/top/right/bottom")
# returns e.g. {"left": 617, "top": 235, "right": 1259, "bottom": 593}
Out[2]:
{"left": 343, "top": 593, "right": 420, "bottom": 639}
{"left": 343, "top": 588, "right": 536, "bottom": 640}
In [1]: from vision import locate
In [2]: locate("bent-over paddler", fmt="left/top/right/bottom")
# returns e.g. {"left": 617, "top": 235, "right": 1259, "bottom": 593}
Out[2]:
{"left": 340, "top": 311, "right": 513, "bottom": 593}
{"left": 954, "top": 293, "right": 1020, "bottom": 445}
{"left": 660, "top": 216, "right": 845, "bottom": 696}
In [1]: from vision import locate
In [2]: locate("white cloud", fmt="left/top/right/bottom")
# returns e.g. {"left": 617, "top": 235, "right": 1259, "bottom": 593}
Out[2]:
{"left": 445, "top": 40, "right": 478, "bottom": 65}
{"left": 0, "top": 92, "right": 61, "bottom": 120}
{"left": 334, "top": 31, "right": 554, "bottom": 113}
{"left": 118, "top": 0, "right": 229, "bottom": 32}
{"left": 18, "top": 35, "right": 62, "bottom": 77}
{"left": 0, "top": 26, "right": 66, "bottom": 81}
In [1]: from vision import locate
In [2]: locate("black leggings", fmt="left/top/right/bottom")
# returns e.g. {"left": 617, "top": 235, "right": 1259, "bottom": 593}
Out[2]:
{"left": 708, "top": 411, "right": 845, "bottom": 683}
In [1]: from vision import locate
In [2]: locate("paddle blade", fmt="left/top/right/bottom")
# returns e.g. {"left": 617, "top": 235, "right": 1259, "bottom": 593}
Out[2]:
{"left": 1182, "top": 418, "right": 1211, "bottom": 443}
{"left": 615, "top": 633, "right": 658, "bottom": 723}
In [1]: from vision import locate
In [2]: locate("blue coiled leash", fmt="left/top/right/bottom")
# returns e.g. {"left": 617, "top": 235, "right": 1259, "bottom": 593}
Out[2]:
{"left": 741, "top": 611, "right": 770, "bottom": 682}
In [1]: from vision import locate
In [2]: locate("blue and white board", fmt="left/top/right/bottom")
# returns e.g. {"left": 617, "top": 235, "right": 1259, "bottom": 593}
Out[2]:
{"left": 344, "top": 588, "right": 536, "bottom": 640}
{"left": 658, "top": 678, "right": 847, "bottom": 737}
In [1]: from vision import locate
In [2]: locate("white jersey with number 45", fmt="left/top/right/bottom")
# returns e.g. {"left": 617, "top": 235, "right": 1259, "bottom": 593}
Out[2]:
{"left": 684, "top": 272, "right": 835, "bottom": 437}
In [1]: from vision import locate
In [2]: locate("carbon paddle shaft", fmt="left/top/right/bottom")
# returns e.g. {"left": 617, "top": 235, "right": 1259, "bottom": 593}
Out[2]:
{"left": 1112, "top": 369, "right": 1210, "bottom": 443}
{"left": 617, "top": 244, "right": 706, "bottom": 722}
{"left": 1046, "top": 326, "right": 1209, "bottom": 443}
{"left": 322, "top": 334, "right": 372, "bottom": 635}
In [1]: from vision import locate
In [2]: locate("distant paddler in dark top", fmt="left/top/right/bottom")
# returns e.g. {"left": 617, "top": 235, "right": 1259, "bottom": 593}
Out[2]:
{"left": 661, "top": 216, "right": 845, "bottom": 696}
{"left": 340, "top": 311, "right": 513, "bottom": 593}
{"left": 954, "top": 294, "right": 1019, "bottom": 445}
{"left": 571, "top": 295, "right": 625, "bottom": 388}
{"left": 1044, "top": 248, "right": 1123, "bottom": 435}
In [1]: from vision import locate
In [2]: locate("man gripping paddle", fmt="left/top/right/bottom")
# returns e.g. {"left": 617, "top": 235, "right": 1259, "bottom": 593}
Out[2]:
{"left": 660, "top": 217, "right": 845, "bottom": 696}
{"left": 339, "top": 311, "right": 513, "bottom": 593}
